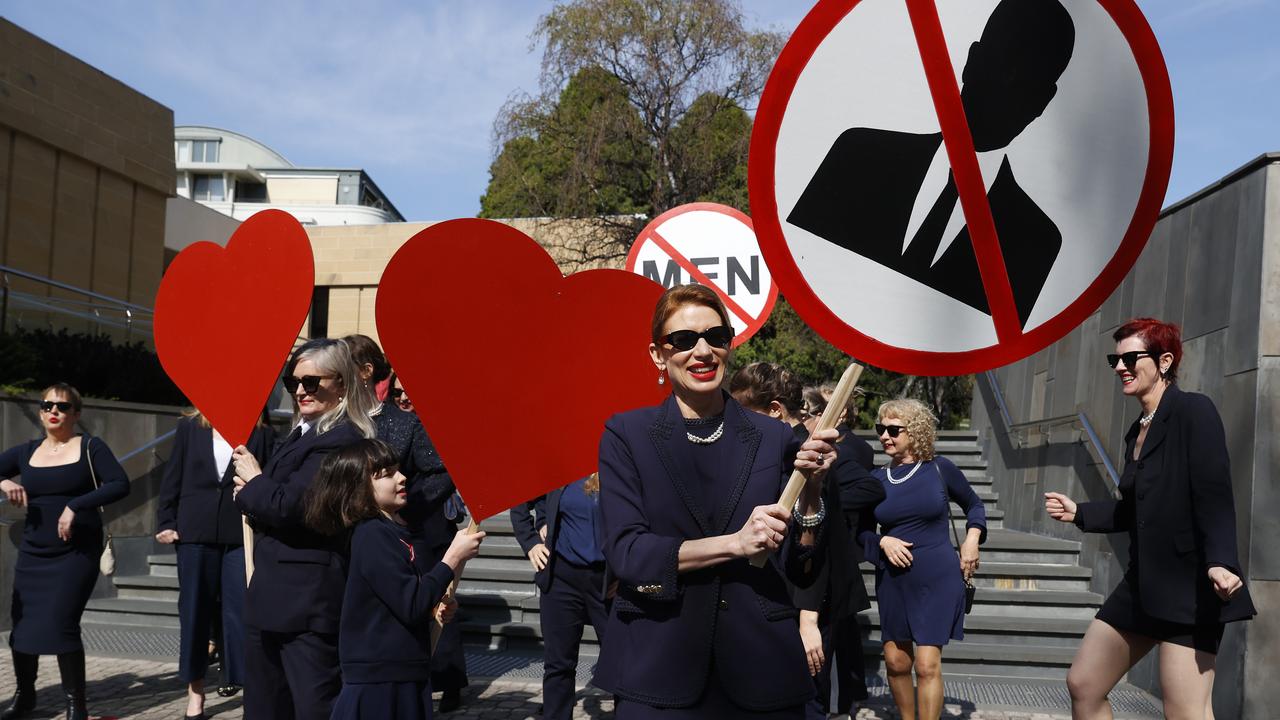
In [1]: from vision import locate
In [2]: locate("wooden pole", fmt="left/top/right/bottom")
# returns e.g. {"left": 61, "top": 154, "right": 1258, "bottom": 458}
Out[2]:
{"left": 430, "top": 518, "right": 481, "bottom": 654}
{"left": 243, "top": 516, "right": 255, "bottom": 583}
{"left": 749, "top": 362, "right": 864, "bottom": 568}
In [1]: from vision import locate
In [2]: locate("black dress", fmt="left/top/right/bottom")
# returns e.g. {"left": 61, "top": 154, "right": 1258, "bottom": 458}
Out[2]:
{"left": 0, "top": 435, "right": 130, "bottom": 654}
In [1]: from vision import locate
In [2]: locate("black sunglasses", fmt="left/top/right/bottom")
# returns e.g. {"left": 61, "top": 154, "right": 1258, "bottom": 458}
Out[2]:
{"left": 875, "top": 423, "right": 907, "bottom": 438}
{"left": 40, "top": 401, "right": 75, "bottom": 413}
{"left": 1105, "top": 350, "right": 1158, "bottom": 369}
{"left": 662, "top": 326, "right": 734, "bottom": 351}
{"left": 282, "top": 375, "right": 336, "bottom": 394}
{"left": 389, "top": 387, "right": 410, "bottom": 401}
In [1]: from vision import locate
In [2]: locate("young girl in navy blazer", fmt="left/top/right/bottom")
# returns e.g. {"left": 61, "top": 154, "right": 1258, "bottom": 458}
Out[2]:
{"left": 304, "top": 439, "right": 485, "bottom": 719}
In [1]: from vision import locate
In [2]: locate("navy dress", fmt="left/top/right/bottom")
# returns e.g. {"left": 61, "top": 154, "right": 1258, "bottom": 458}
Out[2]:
{"left": 859, "top": 457, "right": 985, "bottom": 646}
{"left": 0, "top": 435, "right": 130, "bottom": 654}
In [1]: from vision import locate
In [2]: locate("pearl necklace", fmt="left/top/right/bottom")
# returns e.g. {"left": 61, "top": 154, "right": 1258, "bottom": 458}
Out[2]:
{"left": 1139, "top": 411, "right": 1156, "bottom": 427}
{"left": 886, "top": 461, "right": 923, "bottom": 484}
{"left": 687, "top": 421, "right": 725, "bottom": 445}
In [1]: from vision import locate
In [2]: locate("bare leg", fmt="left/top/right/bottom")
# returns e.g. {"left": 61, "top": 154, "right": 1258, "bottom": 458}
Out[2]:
{"left": 186, "top": 678, "right": 205, "bottom": 716}
{"left": 1158, "top": 642, "right": 1215, "bottom": 720}
{"left": 914, "top": 645, "right": 943, "bottom": 720}
{"left": 1066, "top": 619, "right": 1156, "bottom": 720}
{"left": 884, "top": 640, "right": 916, "bottom": 719}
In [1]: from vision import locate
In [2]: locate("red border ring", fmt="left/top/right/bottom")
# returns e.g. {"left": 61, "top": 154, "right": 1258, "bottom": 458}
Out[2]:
{"left": 747, "top": 0, "right": 1174, "bottom": 376}
{"left": 625, "top": 202, "right": 780, "bottom": 348}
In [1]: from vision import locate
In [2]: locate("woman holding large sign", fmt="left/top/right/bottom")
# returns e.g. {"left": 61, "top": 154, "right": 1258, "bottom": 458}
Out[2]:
{"left": 594, "top": 283, "right": 837, "bottom": 718}
{"left": 232, "top": 338, "right": 376, "bottom": 720}
{"left": 1045, "top": 318, "right": 1255, "bottom": 719}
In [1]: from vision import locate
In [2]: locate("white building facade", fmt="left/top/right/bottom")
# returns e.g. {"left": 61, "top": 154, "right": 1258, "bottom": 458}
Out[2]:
{"left": 174, "top": 126, "right": 404, "bottom": 225}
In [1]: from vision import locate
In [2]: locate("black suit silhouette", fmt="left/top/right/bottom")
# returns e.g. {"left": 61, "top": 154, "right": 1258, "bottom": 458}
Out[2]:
{"left": 787, "top": 128, "right": 1059, "bottom": 328}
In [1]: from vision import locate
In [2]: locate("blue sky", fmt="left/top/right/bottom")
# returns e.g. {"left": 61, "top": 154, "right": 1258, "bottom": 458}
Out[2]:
{"left": 3, "top": 0, "right": 1277, "bottom": 222}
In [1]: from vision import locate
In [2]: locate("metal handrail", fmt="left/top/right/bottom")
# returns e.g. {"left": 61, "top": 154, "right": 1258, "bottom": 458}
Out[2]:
{"left": 0, "top": 264, "right": 152, "bottom": 313}
{"left": 116, "top": 429, "right": 177, "bottom": 465}
{"left": 982, "top": 370, "right": 1121, "bottom": 487}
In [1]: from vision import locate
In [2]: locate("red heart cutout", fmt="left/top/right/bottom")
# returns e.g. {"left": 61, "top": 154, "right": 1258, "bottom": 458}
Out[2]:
{"left": 154, "top": 210, "right": 314, "bottom": 447}
{"left": 376, "top": 219, "right": 665, "bottom": 522}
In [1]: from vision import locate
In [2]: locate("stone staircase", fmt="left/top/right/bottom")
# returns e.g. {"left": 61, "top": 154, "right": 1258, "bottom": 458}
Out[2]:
{"left": 82, "top": 430, "right": 1101, "bottom": 680}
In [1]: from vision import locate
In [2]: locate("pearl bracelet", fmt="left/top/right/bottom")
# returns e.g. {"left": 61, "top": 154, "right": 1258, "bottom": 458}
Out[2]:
{"left": 792, "top": 497, "right": 826, "bottom": 528}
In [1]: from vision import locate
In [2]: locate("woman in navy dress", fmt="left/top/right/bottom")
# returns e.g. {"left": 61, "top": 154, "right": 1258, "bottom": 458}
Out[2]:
{"left": 511, "top": 474, "right": 611, "bottom": 720}
{"left": 859, "top": 399, "right": 985, "bottom": 720}
{"left": 304, "top": 439, "right": 484, "bottom": 720}
{"left": 0, "top": 383, "right": 130, "bottom": 720}
{"left": 155, "top": 412, "right": 274, "bottom": 719}
{"left": 594, "top": 283, "right": 838, "bottom": 718}
{"left": 1045, "top": 318, "right": 1255, "bottom": 719}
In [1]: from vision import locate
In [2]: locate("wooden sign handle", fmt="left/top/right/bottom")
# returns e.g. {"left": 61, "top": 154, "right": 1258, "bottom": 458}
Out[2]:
{"left": 242, "top": 515, "right": 255, "bottom": 583}
{"left": 749, "top": 362, "right": 864, "bottom": 568}
{"left": 430, "top": 518, "right": 481, "bottom": 654}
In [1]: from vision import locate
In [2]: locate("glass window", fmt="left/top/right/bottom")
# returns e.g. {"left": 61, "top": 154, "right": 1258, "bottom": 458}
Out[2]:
{"left": 193, "top": 174, "right": 225, "bottom": 202}
{"left": 191, "top": 140, "right": 220, "bottom": 163}
{"left": 175, "top": 140, "right": 191, "bottom": 163}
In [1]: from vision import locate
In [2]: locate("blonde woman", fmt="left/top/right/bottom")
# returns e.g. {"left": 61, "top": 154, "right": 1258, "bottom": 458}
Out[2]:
{"left": 859, "top": 399, "right": 986, "bottom": 720}
{"left": 231, "top": 338, "right": 376, "bottom": 720}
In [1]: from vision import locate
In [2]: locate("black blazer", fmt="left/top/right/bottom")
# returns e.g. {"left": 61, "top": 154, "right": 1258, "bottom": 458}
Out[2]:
{"left": 156, "top": 418, "right": 275, "bottom": 546}
{"left": 235, "top": 421, "right": 364, "bottom": 634}
{"left": 592, "top": 394, "right": 824, "bottom": 711}
{"left": 1075, "top": 385, "right": 1256, "bottom": 624}
{"left": 511, "top": 482, "right": 610, "bottom": 595}
{"left": 793, "top": 429, "right": 885, "bottom": 619}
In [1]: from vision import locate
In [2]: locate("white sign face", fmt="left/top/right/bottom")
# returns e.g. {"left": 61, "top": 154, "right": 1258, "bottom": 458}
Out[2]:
{"left": 626, "top": 203, "right": 779, "bottom": 346}
{"left": 749, "top": 0, "right": 1173, "bottom": 374}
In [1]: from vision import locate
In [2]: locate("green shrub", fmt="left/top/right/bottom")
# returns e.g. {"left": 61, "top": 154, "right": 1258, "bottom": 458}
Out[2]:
{"left": 0, "top": 329, "right": 186, "bottom": 406}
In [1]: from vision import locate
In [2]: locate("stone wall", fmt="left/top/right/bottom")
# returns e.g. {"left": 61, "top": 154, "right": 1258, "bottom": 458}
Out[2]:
{"left": 0, "top": 19, "right": 174, "bottom": 339}
{"left": 971, "top": 154, "right": 1279, "bottom": 717}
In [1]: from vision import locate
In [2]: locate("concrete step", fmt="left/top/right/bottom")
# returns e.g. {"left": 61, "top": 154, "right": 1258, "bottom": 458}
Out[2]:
{"left": 82, "top": 597, "right": 180, "bottom": 628}
{"left": 477, "top": 534, "right": 531, "bottom": 560}
{"left": 465, "top": 557, "right": 537, "bottom": 584}
{"left": 112, "top": 574, "right": 180, "bottom": 602}
{"left": 862, "top": 612, "right": 1091, "bottom": 648}
{"left": 859, "top": 562, "right": 1093, "bottom": 592}
{"left": 862, "top": 640, "right": 1076, "bottom": 680}
{"left": 867, "top": 587, "right": 1102, "bottom": 620}
{"left": 146, "top": 553, "right": 178, "bottom": 577}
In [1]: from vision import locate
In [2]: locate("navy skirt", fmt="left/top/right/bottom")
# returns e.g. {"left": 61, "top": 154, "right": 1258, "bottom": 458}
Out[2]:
{"left": 330, "top": 680, "right": 433, "bottom": 720}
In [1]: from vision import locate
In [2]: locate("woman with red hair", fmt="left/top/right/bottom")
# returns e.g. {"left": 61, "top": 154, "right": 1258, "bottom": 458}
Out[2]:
{"left": 1045, "top": 318, "right": 1256, "bottom": 719}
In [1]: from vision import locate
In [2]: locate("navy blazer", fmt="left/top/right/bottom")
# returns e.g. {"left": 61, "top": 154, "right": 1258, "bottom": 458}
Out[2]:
{"left": 1075, "top": 385, "right": 1256, "bottom": 624}
{"left": 235, "top": 420, "right": 364, "bottom": 634}
{"left": 593, "top": 395, "right": 824, "bottom": 711}
{"left": 156, "top": 418, "right": 275, "bottom": 546}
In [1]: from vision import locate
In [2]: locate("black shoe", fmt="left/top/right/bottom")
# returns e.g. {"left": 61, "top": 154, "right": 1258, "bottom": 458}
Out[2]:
{"left": 184, "top": 714, "right": 206, "bottom": 720}
{"left": 215, "top": 685, "right": 241, "bottom": 698}
{"left": 438, "top": 688, "right": 462, "bottom": 713}
{"left": 0, "top": 692, "right": 35, "bottom": 720}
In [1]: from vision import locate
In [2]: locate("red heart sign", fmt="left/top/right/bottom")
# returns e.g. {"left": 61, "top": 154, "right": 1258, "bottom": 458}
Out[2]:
{"left": 154, "top": 210, "right": 314, "bottom": 447}
{"left": 376, "top": 219, "right": 666, "bottom": 522}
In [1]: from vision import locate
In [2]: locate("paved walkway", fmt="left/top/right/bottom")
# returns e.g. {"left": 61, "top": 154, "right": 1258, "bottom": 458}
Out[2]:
{"left": 0, "top": 653, "right": 1161, "bottom": 720}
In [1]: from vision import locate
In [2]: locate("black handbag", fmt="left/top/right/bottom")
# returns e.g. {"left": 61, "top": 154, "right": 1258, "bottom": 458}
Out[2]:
{"left": 939, "top": 465, "right": 976, "bottom": 614}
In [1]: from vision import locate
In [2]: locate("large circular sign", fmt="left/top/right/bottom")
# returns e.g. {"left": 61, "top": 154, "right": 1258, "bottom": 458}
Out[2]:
{"left": 748, "top": 0, "right": 1173, "bottom": 375}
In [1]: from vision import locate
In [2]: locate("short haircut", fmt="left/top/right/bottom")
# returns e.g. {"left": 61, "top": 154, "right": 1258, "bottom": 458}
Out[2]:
{"left": 650, "top": 284, "right": 732, "bottom": 344}
{"left": 304, "top": 439, "right": 400, "bottom": 536}
{"left": 1113, "top": 317, "right": 1182, "bottom": 382}
{"left": 877, "top": 398, "right": 938, "bottom": 462}
{"left": 41, "top": 382, "right": 83, "bottom": 413}
{"left": 729, "top": 362, "right": 804, "bottom": 417}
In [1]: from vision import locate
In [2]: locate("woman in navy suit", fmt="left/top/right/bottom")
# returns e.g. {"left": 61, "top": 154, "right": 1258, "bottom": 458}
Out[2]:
{"left": 0, "top": 383, "right": 129, "bottom": 720}
{"left": 231, "top": 338, "right": 377, "bottom": 720}
{"left": 155, "top": 412, "right": 274, "bottom": 719}
{"left": 511, "top": 474, "right": 611, "bottom": 719}
{"left": 1045, "top": 318, "right": 1256, "bottom": 719}
{"left": 594, "top": 284, "right": 838, "bottom": 718}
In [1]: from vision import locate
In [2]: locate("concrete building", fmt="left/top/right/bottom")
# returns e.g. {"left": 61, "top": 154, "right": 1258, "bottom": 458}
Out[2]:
{"left": 174, "top": 125, "right": 404, "bottom": 226}
{"left": 971, "top": 153, "right": 1280, "bottom": 717}
{"left": 0, "top": 19, "right": 173, "bottom": 338}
